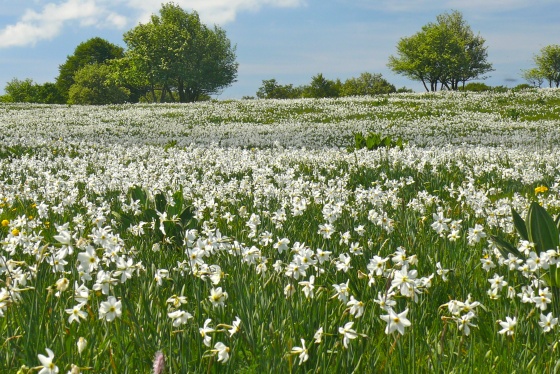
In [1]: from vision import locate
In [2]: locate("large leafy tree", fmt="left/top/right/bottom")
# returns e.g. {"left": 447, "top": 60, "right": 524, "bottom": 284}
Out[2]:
{"left": 388, "top": 11, "right": 492, "bottom": 91}
{"left": 56, "top": 37, "right": 125, "bottom": 101}
{"left": 523, "top": 45, "right": 560, "bottom": 88}
{"left": 122, "top": 3, "right": 238, "bottom": 103}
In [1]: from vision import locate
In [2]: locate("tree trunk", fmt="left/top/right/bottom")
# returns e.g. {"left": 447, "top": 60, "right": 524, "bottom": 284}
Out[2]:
{"left": 178, "top": 79, "right": 186, "bottom": 103}
{"left": 150, "top": 84, "right": 157, "bottom": 103}
{"left": 160, "top": 85, "right": 167, "bottom": 103}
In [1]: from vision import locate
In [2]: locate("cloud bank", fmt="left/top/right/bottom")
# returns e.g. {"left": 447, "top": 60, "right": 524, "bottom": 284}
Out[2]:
{"left": 0, "top": 0, "right": 306, "bottom": 48}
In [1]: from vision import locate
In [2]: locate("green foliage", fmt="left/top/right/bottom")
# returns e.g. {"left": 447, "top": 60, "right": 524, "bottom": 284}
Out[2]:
{"left": 36, "top": 82, "right": 65, "bottom": 104}
{"left": 396, "top": 86, "right": 414, "bottom": 93}
{"left": 123, "top": 3, "right": 238, "bottom": 103}
{"left": 256, "top": 79, "right": 302, "bottom": 99}
{"left": 513, "top": 83, "right": 533, "bottom": 91}
{"left": 3, "top": 78, "right": 64, "bottom": 104}
{"left": 350, "top": 132, "right": 406, "bottom": 151}
{"left": 388, "top": 10, "right": 493, "bottom": 91}
{"left": 68, "top": 64, "right": 130, "bottom": 105}
{"left": 56, "top": 37, "right": 125, "bottom": 101}
{"left": 112, "top": 186, "right": 195, "bottom": 246}
{"left": 257, "top": 73, "right": 399, "bottom": 100}
{"left": 459, "top": 82, "right": 492, "bottom": 92}
{"left": 523, "top": 45, "right": 560, "bottom": 88}
{"left": 3, "top": 78, "right": 37, "bottom": 103}
{"left": 340, "top": 72, "right": 396, "bottom": 96}
{"left": 302, "top": 73, "right": 340, "bottom": 98}
{"left": 491, "top": 202, "right": 560, "bottom": 287}
{"left": 522, "top": 67, "right": 545, "bottom": 88}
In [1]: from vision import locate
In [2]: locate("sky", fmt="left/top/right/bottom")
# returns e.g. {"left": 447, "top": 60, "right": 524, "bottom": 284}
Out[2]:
{"left": 0, "top": 0, "right": 559, "bottom": 99}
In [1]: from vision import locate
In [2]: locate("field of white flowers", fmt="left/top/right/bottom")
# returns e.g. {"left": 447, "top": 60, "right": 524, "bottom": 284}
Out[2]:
{"left": 1, "top": 89, "right": 560, "bottom": 373}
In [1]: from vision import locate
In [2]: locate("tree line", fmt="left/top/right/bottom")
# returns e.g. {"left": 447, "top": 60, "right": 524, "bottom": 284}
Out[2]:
{"left": 1, "top": 6, "right": 559, "bottom": 105}
{"left": 253, "top": 72, "right": 411, "bottom": 100}
{"left": 1, "top": 3, "right": 237, "bottom": 105}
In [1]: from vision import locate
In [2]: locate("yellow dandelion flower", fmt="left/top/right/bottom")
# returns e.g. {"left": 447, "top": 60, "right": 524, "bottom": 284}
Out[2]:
{"left": 535, "top": 186, "right": 548, "bottom": 194}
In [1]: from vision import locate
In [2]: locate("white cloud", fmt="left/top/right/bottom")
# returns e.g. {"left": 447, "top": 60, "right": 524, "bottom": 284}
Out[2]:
{"left": 0, "top": 0, "right": 306, "bottom": 48}
{"left": 0, "top": 0, "right": 129, "bottom": 47}
{"left": 124, "top": 0, "right": 306, "bottom": 25}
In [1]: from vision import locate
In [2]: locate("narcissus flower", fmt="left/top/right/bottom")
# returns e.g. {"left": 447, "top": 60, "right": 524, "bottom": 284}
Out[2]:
{"left": 99, "top": 296, "right": 122, "bottom": 322}
{"left": 38, "top": 348, "right": 58, "bottom": 374}
{"left": 380, "top": 308, "right": 411, "bottom": 335}
{"left": 290, "top": 338, "right": 309, "bottom": 364}
{"left": 498, "top": 316, "right": 517, "bottom": 336}
{"left": 213, "top": 342, "right": 230, "bottom": 363}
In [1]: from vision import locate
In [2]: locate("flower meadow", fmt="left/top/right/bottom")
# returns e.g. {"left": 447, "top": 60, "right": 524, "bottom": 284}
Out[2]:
{"left": 2, "top": 89, "right": 560, "bottom": 373}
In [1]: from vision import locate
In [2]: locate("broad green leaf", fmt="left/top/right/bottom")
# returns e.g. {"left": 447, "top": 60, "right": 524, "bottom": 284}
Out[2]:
{"left": 179, "top": 206, "right": 194, "bottom": 226}
{"left": 511, "top": 207, "right": 528, "bottom": 241}
{"left": 155, "top": 192, "right": 167, "bottom": 213}
{"left": 111, "top": 211, "right": 134, "bottom": 230}
{"left": 490, "top": 235, "right": 524, "bottom": 259}
{"left": 526, "top": 202, "right": 559, "bottom": 252}
{"left": 130, "top": 185, "right": 148, "bottom": 208}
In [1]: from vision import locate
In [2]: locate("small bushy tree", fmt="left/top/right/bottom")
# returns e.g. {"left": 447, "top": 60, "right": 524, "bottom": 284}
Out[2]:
{"left": 522, "top": 68, "right": 545, "bottom": 88}
{"left": 302, "top": 73, "right": 340, "bottom": 98}
{"left": 523, "top": 45, "right": 560, "bottom": 88}
{"left": 68, "top": 64, "right": 129, "bottom": 105}
{"left": 340, "top": 72, "right": 396, "bottom": 96}
{"left": 3, "top": 78, "right": 38, "bottom": 102}
{"left": 256, "top": 79, "right": 302, "bottom": 99}
{"left": 3, "top": 78, "right": 64, "bottom": 103}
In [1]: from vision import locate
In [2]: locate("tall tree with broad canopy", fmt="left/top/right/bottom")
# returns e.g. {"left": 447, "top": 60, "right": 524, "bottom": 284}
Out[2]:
{"left": 388, "top": 11, "right": 493, "bottom": 91}
{"left": 122, "top": 3, "right": 238, "bottom": 103}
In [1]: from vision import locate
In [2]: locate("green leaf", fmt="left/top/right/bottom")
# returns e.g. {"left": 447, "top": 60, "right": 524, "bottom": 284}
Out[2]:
{"left": 490, "top": 235, "right": 524, "bottom": 259}
{"left": 130, "top": 186, "right": 148, "bottom": 208}
{"left": 179, "top": 206, "right": 194, "bottom": 226}
{"left": 526, "top": 202, "right": 559, "bottom": 252}
{"left": 354, "top": 133, "right": 365, "bottom": 149}
{"left": 383, "top": 136, "right": 393, "bottom": 147}
{"left": 111, "top": 211, "right": 134, "bottom": 230}
{"left": 511, "top": 207, "right": 528, "bottom": 241}
{"left": 155, "top": 192, "right": 167, "bottom": 213}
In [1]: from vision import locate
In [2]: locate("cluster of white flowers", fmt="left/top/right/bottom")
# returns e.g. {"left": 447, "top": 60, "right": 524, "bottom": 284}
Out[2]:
{"left": 1, "top": 90, "right": 560, "bottom": 370}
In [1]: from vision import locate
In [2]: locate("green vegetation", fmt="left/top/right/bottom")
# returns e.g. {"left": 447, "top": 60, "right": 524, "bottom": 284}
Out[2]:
{"left": 523, "top": 44, "right": 560, "bottom": 88}
{"left": 68, "top": 64, "right": 129, "bottom": 105}
{"left": 1, "top": 3, "right": 237, "bottom": 105}
{"left": 0, "top": 91, "right": 560, "bottom": 372}
{"left": 122, "top": 3, "right": 238, "bottom": 103}
{"left": 56, "top": 37, "right": 125, "bottom": 103}
{"left": 388, "top": 10, "right": 493, "bottom": 91}
{"left": 350, "top": 132, "right": 405, "bottom": 151}
{"left": 256, "top": 72, "right": 397, "bottom": 99}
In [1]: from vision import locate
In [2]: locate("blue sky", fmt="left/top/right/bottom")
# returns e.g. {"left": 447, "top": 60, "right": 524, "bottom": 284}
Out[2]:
{"left": 0, "top": 0, "right": 559, "bottom": 99}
